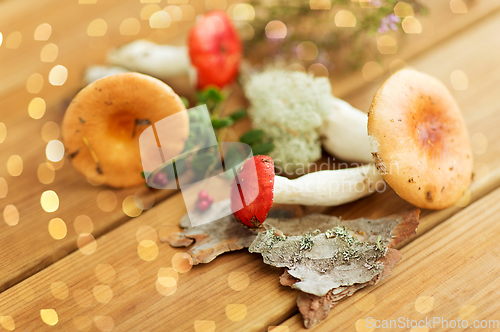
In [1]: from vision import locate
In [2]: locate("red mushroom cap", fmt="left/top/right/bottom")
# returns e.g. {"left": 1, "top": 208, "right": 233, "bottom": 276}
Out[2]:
{"left": 230, "top": 155, "right": 275, "bottom": 228}
{"left": 188, "top": 11, "right": 242, "bottom": 89}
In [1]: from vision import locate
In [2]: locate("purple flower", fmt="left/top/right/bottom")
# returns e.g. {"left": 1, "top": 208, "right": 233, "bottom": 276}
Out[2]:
{"left": 378, "top": 13, "right": 400, "bottom": 34}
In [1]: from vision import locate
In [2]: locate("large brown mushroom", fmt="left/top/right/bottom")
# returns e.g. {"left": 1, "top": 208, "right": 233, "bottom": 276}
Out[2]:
{"left": 368, "top": 69, "right": 473, "bottom": 209}
{"left": 62, "top": 73, "right": 189, "bottom": 188}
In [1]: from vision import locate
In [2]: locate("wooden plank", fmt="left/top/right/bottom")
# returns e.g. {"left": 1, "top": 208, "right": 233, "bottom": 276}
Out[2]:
{"left": 278, "top": 187, "right": 500, "bottom": 331}
{"left": 1, "top": 0, "right": 493, "bottom": 295}
{"left": 0, "top": 0, "right": 208, "bottom": 292}
{"left": 331, "top": 0, "right": 500, "bottom": 97}
{"left": 1, "top": 9, "right": 500, "bottom": 330}
{"left": 0, "top": 2, "right": 500, "bottom": 332}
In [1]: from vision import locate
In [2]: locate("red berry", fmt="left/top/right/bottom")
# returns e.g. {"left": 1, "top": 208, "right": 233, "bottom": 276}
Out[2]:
{"left": 206, "top": 196, "right": 214, "bottom": 204}
{"left": 198, "top": 200, "right": 210, "bottom": 211}
{"left": 198, "top": 189, "right": 209, "bottom": 200}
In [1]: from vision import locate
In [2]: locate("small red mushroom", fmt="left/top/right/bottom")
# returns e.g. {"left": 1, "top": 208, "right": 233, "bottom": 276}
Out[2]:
{"left": 230, "top": 156, "right": 383, "bottom": 228}
{"left": 230, "top": 156, "right": 275, "bottom": 228}
{"left": 188, "top": 11, "right": 242, "bottom": 89}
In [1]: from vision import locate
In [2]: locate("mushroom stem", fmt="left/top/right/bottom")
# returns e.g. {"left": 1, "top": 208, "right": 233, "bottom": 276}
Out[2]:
{"left": 319, "top": 97, "right": 373, "bottom": 163}
{"left": 273, "top": 164, "right": 383, "bottom": 206}
{"left": 106, "top": 40, "right": 197, "bottom": 85}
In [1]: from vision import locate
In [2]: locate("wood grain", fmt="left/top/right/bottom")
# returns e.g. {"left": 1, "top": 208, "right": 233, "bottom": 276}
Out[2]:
{"left": 0, "top": 0, "right": 500, "bottom": 331}
{"left": 1, "top": 0, "right": 496, "bottom": 295}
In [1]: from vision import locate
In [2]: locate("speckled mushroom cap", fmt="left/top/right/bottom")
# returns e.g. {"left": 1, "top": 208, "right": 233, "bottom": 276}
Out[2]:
{"left": 62, "top": 73, "right": 189, "bottom": 188}
{"left": 368, "top": 69, "right": 473, "bottom": 209}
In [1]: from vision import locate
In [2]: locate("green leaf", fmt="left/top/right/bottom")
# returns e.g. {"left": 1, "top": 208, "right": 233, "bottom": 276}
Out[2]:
{"left": 140, "top": 171, "right": 145, "bottom": 179}
{"left": 180, "top": 96, "right": 190, "bottom": 108}
{"left": 211, "top": 117, "right": 234, "bottom": 129}
{"left": 251, "top": 142, "right": 275, "bottom": 156}
{"left": 229, "top": 109, "right": 247, "bottom": 121}
{"left": 197, "top": 86, "right": 224, "bottom": 104}
{"left": 191, "top": 152, "right": 216, "bottom": 178}
{"left": 240, "top": 129, "right": 264, "bottom": 145}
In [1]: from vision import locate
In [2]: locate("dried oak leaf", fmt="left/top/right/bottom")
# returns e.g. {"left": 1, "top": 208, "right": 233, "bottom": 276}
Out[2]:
{"left": 250, "top": 209, "right": 420, "bottom": 329}
{"left": 161, "top": 200, "right": 258, "bottom": 265}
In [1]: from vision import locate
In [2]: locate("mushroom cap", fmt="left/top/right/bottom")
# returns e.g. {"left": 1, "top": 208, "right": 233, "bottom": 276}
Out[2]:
{"left": 62, "top": 73, "right": 189, "bottom": 188}
{"left": 368, "top": 69, "right": 473, "bottom": 209}
{"left": 230, "top": 155, "right": 275, "bottom": 228}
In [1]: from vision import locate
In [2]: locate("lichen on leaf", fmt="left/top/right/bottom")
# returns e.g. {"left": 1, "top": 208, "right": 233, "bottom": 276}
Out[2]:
{"left": 250, "top": 209, "right": 420, "bottom": 328}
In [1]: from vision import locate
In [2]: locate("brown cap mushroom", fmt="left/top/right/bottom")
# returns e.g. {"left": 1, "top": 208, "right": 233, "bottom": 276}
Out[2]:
{"left": 62, "top": 73, "right": 189, "bottom": 187}
{"left": 368, "top": 69, "right": 473, "bottom": 209}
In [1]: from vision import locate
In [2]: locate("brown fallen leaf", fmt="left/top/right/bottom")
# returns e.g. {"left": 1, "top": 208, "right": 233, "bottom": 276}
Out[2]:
{"left": 250, "top": 209, "right": 420, "bottom": 329}
{"left": 162, "top": 200, "right": 303, "bottom": 264}
{"left": 161, "top": 200, "right": 257, "bottom": 264}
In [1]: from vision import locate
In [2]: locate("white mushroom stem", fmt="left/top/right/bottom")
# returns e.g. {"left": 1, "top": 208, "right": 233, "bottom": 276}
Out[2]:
{"left": 318, "top": 96, "right": 373, "bottom": 163}
{"left": 273, "top": 164, "right": 383, "bottom": 206}
{"left": 83, "top": 65, "right": 130, "bottom": 85}
{"left": 106, "top": 40, "right": 197, "bottom": 86}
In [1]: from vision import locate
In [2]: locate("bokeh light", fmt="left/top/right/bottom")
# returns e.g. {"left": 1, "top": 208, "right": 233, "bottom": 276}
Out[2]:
{"left": 3, "top": 205, "right": 19, "bottom": 226}
{"left": 123, "top": 195, "right": 143, "bottom": 217}
{"left": 77, "top": 234, "right": 97, "bottom": 255}
{"left": 156, "top": 276, "right": 177, "bottom": 296}
{"left": 95, "top": 264, "right": 116, "bottom": 284}
{"left": 46, "top": 140, "right": 65, "bottom": 162}
{"left": 150, "top": 11, "right": 171, "bottom": 28}
{"left": 225, "top": 304, "right": 247, "bottom": 321}
{"left": 93, "top": 285, "right": 113, "bottom": 304}
{"left": 94, "top": 316, "right": 114, "bottom": 332}
{"left": 49, "top": 65, "right": 68, "bottom": 86}
{"left": 41, "top": 121, "right": 60, "bottom": 142}
{"left": 38, "top": 162, "right": 56, "bottom": 184}
{"left": 307, "top": 63, "right": 329, "bottom": 77}
{"left": 450, "top": 69, "right": 468, "bottom": 90}
{"left": 74, "top": 215, "right": 94, "bottom": 234}
{"left": 6, "top": 32, "right": 22, "bottom": 49}
{"left": 227, "top": 271, "right": 250, "bottom": 291}
{"left": 40, "top": 309, "right": 59, "bottom": 326}
{"left": 402, "top": 17, "right": 422, "bottom": 34}
{"left": 120, "top": 18, "right": 141, "bottom": 35}
{"left": 377, "top": 35, "right": 398, "bottom": 54}
{"left": 335, "top": 10, "right": 356, "bottom": 27}
{"left": 136, "top": 225, "right": 157, "bottom": 243}
{"left": 394, "top": 2, "right": 414, "bottom": 17}
{"left": 41, "top": 43, "right": 59, "bottom": 62}
{"left": 41, "top": 190, "right": 59, "bottom": 212}
{"left": 49, "top": 218, "right": 67, "bottom": 240}
{"left": 51, "top": 281, "right": 69, "bottom": 300}
{"left": 172, "top": 252, "right": 193, "bottom": 273}
{"left": 138, "top": 240, "right": 159, "bottom": 261}
{"left": 87, "top": 19, "right": 108, "bottom": 36}
{"left": 34, "top": 23, "right": 52, "bottom": 41}
{"left": 7, "top": 155, "right": 23, "bottom": 177}
{"left": 297, "top": 41, "right": 318, "bottom": 61}
{"left": 97, "top": 190, "right": 117, "bottom": 212}
{"left": 414, "top": 295, "right": 435, "bottom": 314}
{"left": 28, "top": 97, "right": 46, "bottom": 119}
{"left": 194, "top": 320, "right": 216, "bottom": 332}
{"left": 265, "top": 20, "right": 287, "bottom": 39}
{"left": 0, "top": 316, "right": 15, "bottom": 331}
{"left": 141, "top": 4, "right": 162, "bottom": 20}
{"left": 26, "top": 73, "right": 44, "bottom": 93}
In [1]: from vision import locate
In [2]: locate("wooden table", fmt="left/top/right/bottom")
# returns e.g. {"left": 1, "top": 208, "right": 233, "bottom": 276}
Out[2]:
{"left": 1, "top": 0, "right": 500, "bottom": 331}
